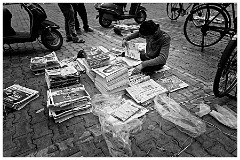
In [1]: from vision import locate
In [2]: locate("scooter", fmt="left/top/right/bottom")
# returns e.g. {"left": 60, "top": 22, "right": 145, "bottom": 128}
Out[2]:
{"left": 95, "top": 3, "right": 147, "bottom": 28}
{"left": 3, "top": 3, "right": 63, "bottom": 51}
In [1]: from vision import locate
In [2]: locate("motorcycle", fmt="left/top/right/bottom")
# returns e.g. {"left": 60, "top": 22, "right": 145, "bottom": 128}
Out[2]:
{"left": 95, "top": 3, "right": 147, "bottom": 28}
{"left": 3, "top": 3, "right": 63, "bottom": 51}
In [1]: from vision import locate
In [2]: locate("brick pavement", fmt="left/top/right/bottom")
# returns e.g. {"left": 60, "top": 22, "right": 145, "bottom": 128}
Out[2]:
{"left": 3, "top": 3, "right": 237, "bottom": 157}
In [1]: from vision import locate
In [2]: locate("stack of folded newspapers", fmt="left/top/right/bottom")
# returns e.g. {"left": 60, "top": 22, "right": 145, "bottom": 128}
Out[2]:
{"left": 47, "top": 84, "right": 92, "bottom": 123}
{"left": 45, "top": 64, "right": 81, "bottom": 89}
{"left": 60, "top": 57, "right": 86, "bottom": 74}
{"left": 92, "top": 61, "right": 129, "bottom": 96}
{"left": 85, "top": 46, "right": 110, "bottom": 69}
{"left": 30, "top": 52, "right": 61, "bottom": 75}
{"left": 126, "top": 79, "right": 167, "bottom": 105}
{"left": 80, "top": 46, "right": 112, "bottom": 82}
{"left": 3, "top": 84, "right": 39, "bottom": 111}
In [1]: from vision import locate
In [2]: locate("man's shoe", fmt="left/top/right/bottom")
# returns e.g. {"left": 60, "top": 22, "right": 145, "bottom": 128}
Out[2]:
{"left": 66, "top": 37, "right": 72, "bottom": 42}
{"left": 76, "top": 29, "right": 82, "bottom": 35}
{"left": 84, "top": 27, "right": 94, "bottom": 32}
{"left": 72, "top": 37, "right": 85, "bottom": 43}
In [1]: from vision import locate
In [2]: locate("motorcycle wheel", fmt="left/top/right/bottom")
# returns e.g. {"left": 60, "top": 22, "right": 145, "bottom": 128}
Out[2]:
{"left": 41, "top": 29, "right": 63, "bottom": 51}
{"left": 99, "top": 14, "right": 112, "bottom": 28}
{"left": 134, "top": 10, "right": 147, "bottom": 24}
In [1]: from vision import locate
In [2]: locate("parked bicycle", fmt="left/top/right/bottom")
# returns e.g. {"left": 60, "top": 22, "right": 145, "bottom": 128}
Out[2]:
{"left": 183, "top": 3, "right": 236, "bottom": 51}
{"left": 166, "top": 3, "right": 200, "bottom": 20}
{"left": 213, "top": 33, "right": 237, "bottom": 98}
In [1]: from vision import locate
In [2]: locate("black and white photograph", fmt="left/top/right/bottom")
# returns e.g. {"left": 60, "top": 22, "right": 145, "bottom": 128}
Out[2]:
{"left": 2, "top": 0, "right": 237, "bottom": 158}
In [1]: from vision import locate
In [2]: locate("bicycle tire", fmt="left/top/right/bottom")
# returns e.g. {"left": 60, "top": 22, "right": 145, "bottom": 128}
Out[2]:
{"left": 167, "top": 3, "right": 181, "bottom": 20}
{"left": 192, "top": 3, "right": 232, "bottom": 29}
{"left": 184, "top": 5, "right": 229, "bottom": 48}
{"left": 213, "top": 37, "right": 237, "bottom": 97}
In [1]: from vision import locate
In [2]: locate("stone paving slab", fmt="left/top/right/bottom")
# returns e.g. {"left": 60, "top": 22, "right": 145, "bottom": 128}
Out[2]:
{"left": 3, "top": 3, "right": 237, "bottom": 157}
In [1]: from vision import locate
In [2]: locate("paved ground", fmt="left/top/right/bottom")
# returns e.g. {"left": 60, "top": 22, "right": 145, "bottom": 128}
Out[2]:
{"left": 2, "top": 3, "right": 237, "bottom": 157}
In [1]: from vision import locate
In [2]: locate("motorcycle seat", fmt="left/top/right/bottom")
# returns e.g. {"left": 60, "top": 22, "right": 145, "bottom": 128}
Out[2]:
{"left": 99, "top": 3, "right": 124, "bottom": 15}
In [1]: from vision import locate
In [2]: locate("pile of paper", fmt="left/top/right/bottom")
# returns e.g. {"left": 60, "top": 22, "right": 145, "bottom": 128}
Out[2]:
{"left": 30, "top": 52, "right": 61, "bottom": 75}
{"left": 93, "top": 61, "right": 129, "bottom": 96}
{"left": 3, "top": 84, "right": 39, "bottom": 111}
{"left": 45, "top": 65, "right": 81, "bottom": 89}
{"left": 155, "top": 75, "right": 189, "bottom": 92}
{"left": 80, "top": 46, "right": 115, "bottom": 82}
{"left": 128, "top": 73, "right": 150, "bottom": 87}
{"left": 47, "top": 84, "right": 92, "bottom": 123}
{"left": 126, "top": 79, "right": 167, "bottom": 104}
{"left": 85, "top": 46, "right": 110, "bottom": 69}
{"left": 60, "top": 57, "right": 86, "bottom": 74}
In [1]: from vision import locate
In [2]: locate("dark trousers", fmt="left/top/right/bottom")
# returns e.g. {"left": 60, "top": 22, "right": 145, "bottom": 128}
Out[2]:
{"left": 58, "top": 3, "right": 77, "bottom": 38}
{"left": 72, "top": 3, "right": 89, "bottom": 31}
{"left": 140, "top": 53, "right": 164, "bottom": 73}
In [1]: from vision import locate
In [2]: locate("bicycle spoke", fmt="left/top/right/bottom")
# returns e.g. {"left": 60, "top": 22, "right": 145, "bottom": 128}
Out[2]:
{"left": 184, "top": 4, "right": 228, "bottom": 48}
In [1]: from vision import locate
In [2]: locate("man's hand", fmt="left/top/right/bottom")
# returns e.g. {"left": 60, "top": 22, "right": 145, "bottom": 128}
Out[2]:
{"left": 131, "top": 63, "right": 143, "bottom": 75}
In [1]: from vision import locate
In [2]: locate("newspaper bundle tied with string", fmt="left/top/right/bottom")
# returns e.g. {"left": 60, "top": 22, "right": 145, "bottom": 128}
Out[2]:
{"left": 154, "top": 93, "right": 206, "bottom": 138}
{"left": 91, "top": 94, "right": 148, "bottom": 157}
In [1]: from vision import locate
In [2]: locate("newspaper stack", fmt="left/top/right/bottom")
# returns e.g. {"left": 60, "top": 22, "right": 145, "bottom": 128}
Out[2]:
{"left": 92, "top": 61, "right": 129, "bottom": 96}
{"left": 79, "top": 46, "right": 112, "bottom": 82}
{"left": 30, "top": 52, "right": 61, "bottom": 75}
{"left": 45, "top": 65, "right": 81, "bottom": 89}
{"left": 47, "top": 84, "right": 92, "bottom": 123}
{"left": 60, "top": 57, "right": 86, "bottom": 74}
{"left": 85, "top": 46, "right": 110, "bottom": 69}
{"left": 126, "top": 79, "right": 167, "bottom": 104}
{"left": 113, "top": 24, "right": 140, "bottom": 36}
{"left": 155, "top": 75, "right": 189, "bottom": 92}
{"left": 128, "top": 73, "right": 150, "bottom": 87}
{"left": 3, "top": 84, "right": 39, "bottom": 111}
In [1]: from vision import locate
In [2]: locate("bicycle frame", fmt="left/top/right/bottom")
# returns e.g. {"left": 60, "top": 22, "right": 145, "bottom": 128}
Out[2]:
{"left": 180, "top": 3, "right": 197, "bottom": 13}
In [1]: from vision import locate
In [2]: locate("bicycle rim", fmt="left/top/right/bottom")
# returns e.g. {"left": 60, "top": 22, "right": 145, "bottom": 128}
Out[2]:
{"left": 184, "top": 5, "right": 228, "bottom": 47}
{"left": 213, "top": 40, "right": 237, "bottom": 97}
{"left": 167, "top": 3, "right": 181, "bottom": 20}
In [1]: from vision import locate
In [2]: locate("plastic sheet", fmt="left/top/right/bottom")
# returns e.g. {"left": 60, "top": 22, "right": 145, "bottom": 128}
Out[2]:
{"left": 91, "top": 94, "right": 144, "bottom": 156}
{"left": 154, "top": 93, "right": 206, "bottom": 138}
{"left": 210, "top": 104, "right": 237, "bottom": 129}
{"left": 195, "top": 103, "right": 211, "bottom": 117}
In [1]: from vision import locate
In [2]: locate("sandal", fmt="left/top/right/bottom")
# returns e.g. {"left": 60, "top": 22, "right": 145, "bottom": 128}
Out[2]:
{"left": 66, "top": 37, "right": 72, "bottom": 42}
{"left": 73, "top": 38, "right": 85, "bottom": 43}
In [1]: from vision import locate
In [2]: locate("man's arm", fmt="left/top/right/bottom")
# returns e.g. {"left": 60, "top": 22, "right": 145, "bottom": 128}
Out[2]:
{"left": 142, "top": 37, "right": 171, "bottom": 68}
{"left": 123, "top": 31, "right": 140, "bottom": 41}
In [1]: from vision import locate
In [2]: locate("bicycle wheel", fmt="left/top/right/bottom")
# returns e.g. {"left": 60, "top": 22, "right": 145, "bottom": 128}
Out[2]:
{"left": 213, "top": 37, "right": 237, "bottom": 97}
{"left": 167, "top": 3, "right": 181, "bottom": 20}
{"left": 191, "top": 3, "right": 232, "bottom": 29}
{"left": 184, "top": 5, "right": 229, "bottom": 48}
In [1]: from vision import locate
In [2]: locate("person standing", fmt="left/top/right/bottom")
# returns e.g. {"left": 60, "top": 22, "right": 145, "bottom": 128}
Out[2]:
{"left": 122, "top": 20, "right": 171, "bottom": 75}
{"left": 72, "top": 3, "right": 93, "bottom": 35}
{"left": 58, "top": 3, "right": 85, "bottom": 43}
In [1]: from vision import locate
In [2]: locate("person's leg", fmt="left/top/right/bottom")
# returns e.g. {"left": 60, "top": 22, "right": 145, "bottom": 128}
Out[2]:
{"left": 77, "top": 3, "right": 89, "bottom": 30}
{"left": 58, "top": 4, "right": 72, "bottom": 41}
{"left": 129, "top": 3, "right": 139, "bottom": 15}
{"left": 65, "top": 6, "right": 77, "bottom": 39}
{"left": 72, "top": 4, "right": 82, "bottom": 35}
{"left": 77, "top": 3, "right": 93, "bottom": 32}
{"left": 74, "top": 10, "right": 80, "bottom": 31}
